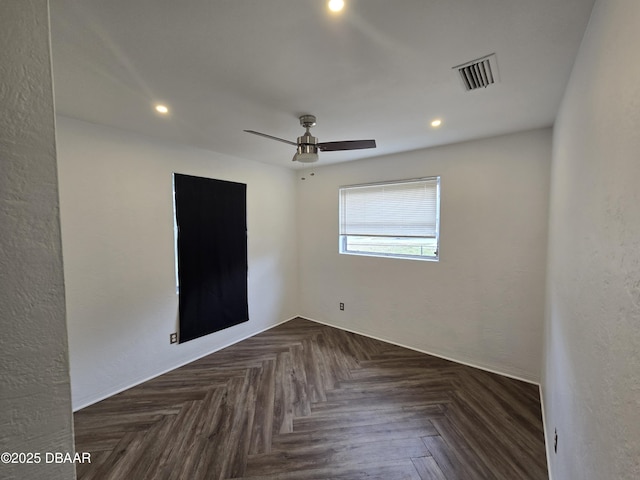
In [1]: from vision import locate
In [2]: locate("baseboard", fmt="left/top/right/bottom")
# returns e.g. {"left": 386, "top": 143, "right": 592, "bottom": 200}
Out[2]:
{"left": 539, "top": 385, "right": 554, "bottom": 480}
{"left": 72, "top": 315, "right": 297, "bottom": 412}
{"left": 299, "top": 315, "right": 541, "bottom": 386}
{"left": 75, "top": 314, "right": 543, "bottom": 414}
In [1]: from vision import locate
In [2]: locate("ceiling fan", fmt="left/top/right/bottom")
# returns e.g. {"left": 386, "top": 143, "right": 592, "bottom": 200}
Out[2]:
{"left": 244, "top": 114, "right": 376, "bottom": 163}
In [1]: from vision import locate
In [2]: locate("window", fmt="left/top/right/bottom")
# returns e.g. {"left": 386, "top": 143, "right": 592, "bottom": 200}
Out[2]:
{"left": 339, "top": 176, "right": 440, "bottom": 261}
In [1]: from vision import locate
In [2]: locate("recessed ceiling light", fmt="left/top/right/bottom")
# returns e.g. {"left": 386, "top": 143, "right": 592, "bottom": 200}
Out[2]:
{"left": 154, "top": 104, "right": 169, "bottom": 114}
{"left": 328, "top": 0, "right": 345, "bottom": 13}
{"left": 431, "top": 119, "right": 442, "bottom": 128}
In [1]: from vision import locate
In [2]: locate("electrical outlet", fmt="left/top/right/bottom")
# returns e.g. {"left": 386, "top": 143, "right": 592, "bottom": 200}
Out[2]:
{"left": 339, "top": 302, "right": 344, "bottom": 311}
{"left": 554, "top": 429, "right": 558, "bottom": 454}
{"left": 170, "top": 333, "right": 178, "bottom": 344}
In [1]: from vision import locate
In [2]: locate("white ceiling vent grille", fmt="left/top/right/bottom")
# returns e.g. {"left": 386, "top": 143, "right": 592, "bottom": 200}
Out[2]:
{"left": 453, "top": 53, "right": 499, "bottom": 91}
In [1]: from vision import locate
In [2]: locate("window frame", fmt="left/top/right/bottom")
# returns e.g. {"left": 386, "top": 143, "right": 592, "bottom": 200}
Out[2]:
{"left": 338, "top": 176, "right": 441, "bottom": 262}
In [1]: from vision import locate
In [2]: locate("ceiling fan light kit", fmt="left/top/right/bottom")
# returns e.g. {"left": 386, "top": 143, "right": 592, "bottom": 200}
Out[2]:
{"left": 244, "top": 114, "right": 376, "bottom": 163}
{"left": 293, "top": 145, "right": 319, "bottom": 163}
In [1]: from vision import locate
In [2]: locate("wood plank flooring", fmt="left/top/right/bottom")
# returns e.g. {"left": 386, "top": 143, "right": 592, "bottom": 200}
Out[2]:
{"left": 74, "top": 317, "right": 548, "bottom": 479}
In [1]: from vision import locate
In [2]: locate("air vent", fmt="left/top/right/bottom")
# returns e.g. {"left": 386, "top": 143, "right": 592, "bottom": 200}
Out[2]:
{"left": 453, "top": 53, "right": 499, "bottom": 91}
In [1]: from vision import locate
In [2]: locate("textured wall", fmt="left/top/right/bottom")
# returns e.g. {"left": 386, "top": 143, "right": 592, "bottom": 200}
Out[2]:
{"left": 297, "top": 129, "right": 551, "bottom": 382}
{"left": 543, "top": 1, "right": 640, "bottom": 478}
{"left": 56, "top": 117, "right": 299, "bottom": 410}
{"left": 0, "top": 1, "right": 76, "bottom": 479}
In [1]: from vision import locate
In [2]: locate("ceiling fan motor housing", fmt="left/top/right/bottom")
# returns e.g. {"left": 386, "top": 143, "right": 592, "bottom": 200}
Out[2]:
{"left": 295, "top": 137, "right": 319, "bottom": 163}
{"left": 297, "top": 114, "right": 319, "bottom": 161}
{"left": 298, "top": 114, "right": 319, "bottom": 149}
{"left": 297, "top": 133, "right": 318, "bottom": 148}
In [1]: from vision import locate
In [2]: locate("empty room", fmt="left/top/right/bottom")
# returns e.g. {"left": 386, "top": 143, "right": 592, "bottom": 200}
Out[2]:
{"left": 2, "top": 1, "right": 639, "bottom": 479}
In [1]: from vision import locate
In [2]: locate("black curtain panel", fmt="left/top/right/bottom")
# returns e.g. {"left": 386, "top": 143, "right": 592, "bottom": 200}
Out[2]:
{"left": 174, "top": 173, "right": 248, "bottom": 343}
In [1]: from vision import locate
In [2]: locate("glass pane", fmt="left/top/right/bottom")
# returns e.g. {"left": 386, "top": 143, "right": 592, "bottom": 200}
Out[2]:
{"left": 343, "top": 236, "right": 438, "bottom": 258}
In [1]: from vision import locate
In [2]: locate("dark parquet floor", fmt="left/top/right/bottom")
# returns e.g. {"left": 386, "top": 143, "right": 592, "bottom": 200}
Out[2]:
{"left": 74, "top": 317, "right": 548, "bottom": 480}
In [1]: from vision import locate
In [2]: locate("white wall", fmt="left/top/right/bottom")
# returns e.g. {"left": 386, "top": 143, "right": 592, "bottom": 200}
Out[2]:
{"left": 297, "top": 129, "right": 551, "bottom": 382}
{"left": 543, "top": 1, "right": 640, "bottom": 478}
{"left": 0, "top": 1, "right": 75, "bottom": 479}
{"left": 57, "top": 116, "right": 299, "bottom": 410}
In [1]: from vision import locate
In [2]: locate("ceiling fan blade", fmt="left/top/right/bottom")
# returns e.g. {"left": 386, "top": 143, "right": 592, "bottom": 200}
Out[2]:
{"left": 244, "top": 130, "right": 297, "bottom": 146}
{"left": 318, "top": 139, "right": 377, "bottom": 152}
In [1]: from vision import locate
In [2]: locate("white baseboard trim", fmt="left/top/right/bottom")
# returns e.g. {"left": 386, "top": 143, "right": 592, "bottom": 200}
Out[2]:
{"left": 73, "top": 316, "right": 297, "bottom": 412}
{"left": 75, "top": 315, "right": 544, "bottom": 416}
{"left": 300, "top": 315, "right": 541, "bottom": 386}
{"left": 539, "top": 385, "right": 554, "bottom": 480}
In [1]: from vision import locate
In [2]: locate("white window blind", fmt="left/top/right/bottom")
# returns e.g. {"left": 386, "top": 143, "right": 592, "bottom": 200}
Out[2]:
{"left": 339, "top": 177, "right": 439, "bottom": 238}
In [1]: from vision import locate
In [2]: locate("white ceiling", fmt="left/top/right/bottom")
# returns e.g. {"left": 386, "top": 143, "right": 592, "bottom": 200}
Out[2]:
{"left": 50, "top": 0, "right": 595, "bottom": 169}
